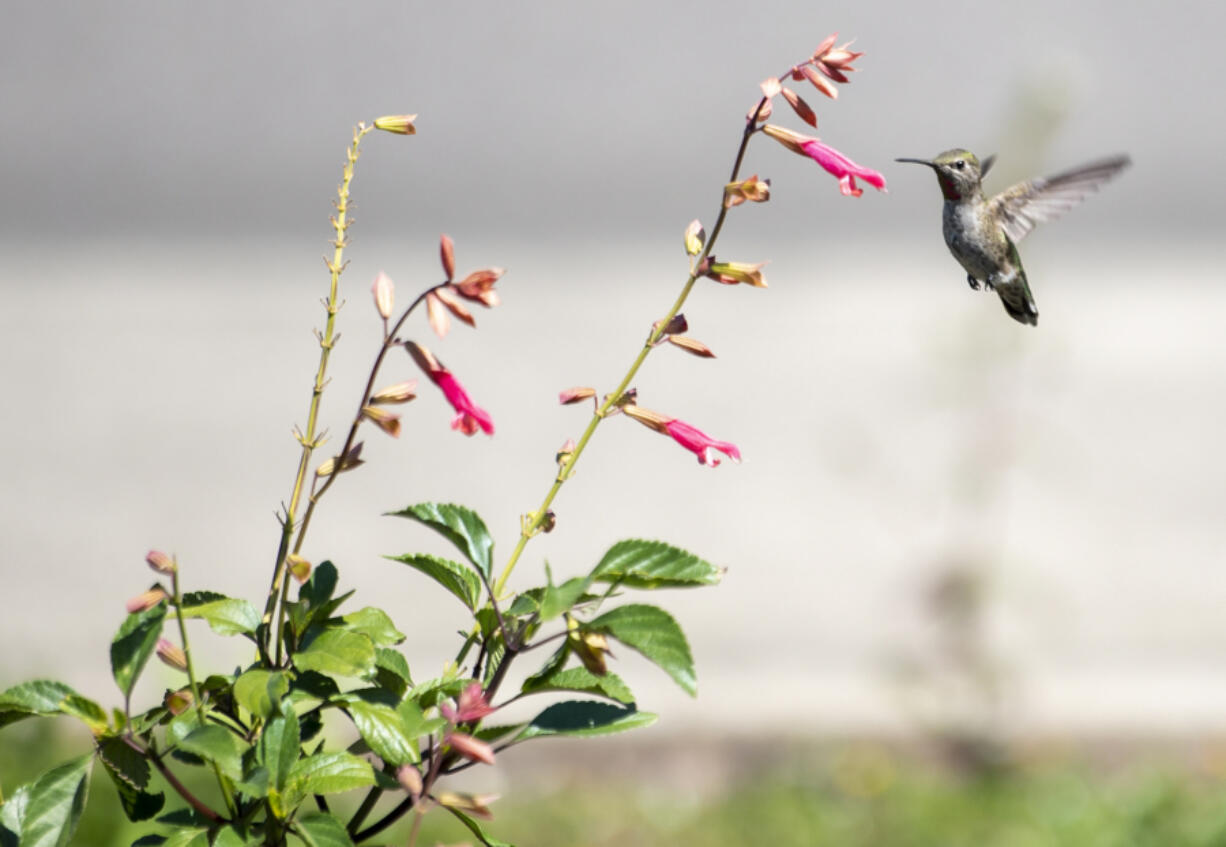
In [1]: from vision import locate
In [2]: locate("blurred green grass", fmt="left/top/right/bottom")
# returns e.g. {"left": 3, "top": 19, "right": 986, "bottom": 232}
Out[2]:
{"left": 7, "top": 721, "right": 1226, "bottom": 846}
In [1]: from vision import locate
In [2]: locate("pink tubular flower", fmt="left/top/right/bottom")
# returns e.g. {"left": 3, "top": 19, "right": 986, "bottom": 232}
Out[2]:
{"left": 406, "top": 341, "right": 494, "bottom": 436}
{"left": 441, "top": 681, "right": 498, "bottom": 724}
{"left": 664, "top": 419, "right": 742, "bottom": 467}
{"left": 623, "top": 405, "right": 742, "bottom": 468}
{"left": 761, "top": 124, "right": 885, "bottom": 197}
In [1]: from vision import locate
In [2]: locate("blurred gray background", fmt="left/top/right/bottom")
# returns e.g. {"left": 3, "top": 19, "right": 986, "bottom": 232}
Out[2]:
{"left": 2, "top": 0, "right": 1224, "bottom": 741}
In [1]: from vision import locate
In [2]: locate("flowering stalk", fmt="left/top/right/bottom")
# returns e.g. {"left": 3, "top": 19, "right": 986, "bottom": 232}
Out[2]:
{"left": 262, "top": 123, "right": 374, "bottom": 647}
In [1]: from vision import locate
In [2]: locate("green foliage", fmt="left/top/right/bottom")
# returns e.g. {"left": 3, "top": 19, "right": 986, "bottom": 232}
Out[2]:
{"left": 292, "top": 629, "right": 376, "bottom": 679}
{"left": 110, "top": 604, "right": 168, "bottom": 699}
{"left": 520, "top": 667, "right": 635, "bottom": 704}
{"left": 233, "top": 669, "right": 291, "bottom": 720}
{"left": 517, "top": 701, "right": 656, "bottom": 740}
{"left": 589, "top": 604, "right": 697, "bottom": 696}
{"left": 390, "top": 503, "right": 495, "bottom": 579}
{"left": 0, "top": 754, "right": 92, "bottom": 847}
{"left": 293, "top": 812, "right": 355, "bottom": 847}
{"left": 179, "top": 592, "right": 260, "bottom": 637}
{"left": 592, "top": 539, "right": 723, "bottom": 588}
{"left": 386, "top": 553, "right": 483, "bottom": 611}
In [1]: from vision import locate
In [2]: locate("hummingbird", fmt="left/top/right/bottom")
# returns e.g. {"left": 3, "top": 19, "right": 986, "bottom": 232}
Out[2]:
{"left": 895, "top": 150, "right": 1131, "bottom": 326}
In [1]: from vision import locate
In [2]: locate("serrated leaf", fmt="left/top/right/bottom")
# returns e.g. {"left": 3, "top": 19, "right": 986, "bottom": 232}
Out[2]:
{"left": 179, "top": 592, "right": 260, "bottom": 636}
{"left": 0, "top": 783, "right": 30, "bottom": 840}
{"left": 233, "top": 669, "right": 291, "bottom": 720}
{"left": 373, "top": 648, "right": 412, "bottom": 698}
{"left": 444, "top": 806, "right": 515, "bottom": 847}
{"left": 0, "top": 680, "right": 81, "bottom": 729}
{"left": 521, "top": 667, "right": 635, "bottom": 704}
{"left": 176, "top": 725, "right": 246, "bottom": 780}
{"left": 386, "top": 553, "right": 483, "bottom": 611}
{"left": 14, "top": 754, "right": 92, "bottom": 847}
{"left": 342, "top": 607, "right": 405, "bottom": 647}
{"left": 294, "top": 812, "right": 355, "bottom": 847}
{"left": 98, "top": 740, "right": 163, "bottom": 823}
{"left": 109, "top": 604, "right": 168, "bottom": 698}
{"left": 590, "top": 603, "right": 696, "bottom": 696}
{"left": 59, "top": 694, "right": 108, "bottom": 733}
{"left": 592, "top": 539, "right": 723, "bottom": 588}
{"left": 292, "top": 629, "right": 376, "bottom": 679}
{"left": 517, "top": 701, "right": 656, "bottom": 740}
{"left": 287, "top": 751, "right": 374, "bottom": 796}
{"left": 339, "top": 699, "right": 418, "bottom": 765}
{"left": 389, "top": 503, "right": 494, "bottom": 579}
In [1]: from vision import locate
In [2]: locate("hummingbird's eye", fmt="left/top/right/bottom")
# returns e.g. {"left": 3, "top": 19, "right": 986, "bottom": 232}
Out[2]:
{"left": 954, "top": 160, "right": 965, "bottom": 170}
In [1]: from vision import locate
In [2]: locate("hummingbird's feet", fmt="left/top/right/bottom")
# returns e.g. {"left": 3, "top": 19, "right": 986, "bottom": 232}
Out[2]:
{"left": 966, "top": 275, "right": 980, "bottom": 291}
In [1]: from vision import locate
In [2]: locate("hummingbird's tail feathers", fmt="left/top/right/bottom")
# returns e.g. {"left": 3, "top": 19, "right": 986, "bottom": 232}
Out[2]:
{"left": 999, "top": 287, "right": 1039, "bottom": 326}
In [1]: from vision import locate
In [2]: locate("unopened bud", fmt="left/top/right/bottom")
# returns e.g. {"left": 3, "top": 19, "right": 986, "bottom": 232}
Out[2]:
{"left": 286, "top": 554, "right": 312, "bottom": 584}
{"left": 748, "top": 97, "right": 773, "bottom": 122}
{"left": 812, "top": 32, "right": 839, "bottom": 61}
{"left": 571, "top": 629, "right": 611, "bottom": 676}
{"left": 426, "top": 291, "right": 450, "bottom": 338}
{"left": 447, "top": 731, "right": 496, "bottom": 765}
{"left": 397, "top": 764, "right": 423, "bottom": 798}
{"left": 781, "top": 87, "right": 817, "bottom": 128}
{"left": 435, "top": 285, "right": 476, "bottom": 327}
{"left": 373, "top": 114, "right": 418, "bottom": 135}
{"left": 439, "top": 234, "right": 456, "bottom": 281}
{"left": 667, "top": 335, "right": 716, "bottom": 358}
{"left": 370, "top": 381, "right": 418, "bottom": 405}
{"left": 760, "top": 76, "right": 783, "bottom": 98}
{"left": 683, "top": 220, "right": 705, "bottom": 256}
{"left": 156, "top": 638, "right": 188, "bottom": 672}
{"left": 361, "top": 405, "right": 402, "bottom": 438}
{"left": 317, "top": 442, "right": 365, "bottom": 477}
{"left": 435, "top": 790, "right": 499, "bottom": 820}
{"left": 372, "top": 272, "right": 395, "bottom": 320}
{"left": 558, "top": 386, "right": 596, "bottom": 405}
{"left": 126, "top": 587, "right": 168, "bottom": 614}
{"left": 801, "top": 64, "right": 838, "bottom": 99}
{"left": 145, "top": 550, "right": 177, "bottom": 576}
{"left": 165, "top": 688, "right": 194, "bottom": 716}
{"left": 556, "top": 438, "right": 576, "bottom": 466}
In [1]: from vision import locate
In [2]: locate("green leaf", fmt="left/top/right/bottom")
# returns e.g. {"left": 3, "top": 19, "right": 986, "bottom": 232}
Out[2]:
{"left": 59, "top": 694, "right": 108, "bottom": 733}
{"left": 539, "top": 573, "right": 592, "bottom": 622}
{"left": 14, "top": 754, "right": 92, "bottom": 847}
{"left": 373, "top": 648, "right": 412, "bottom": 699}
{"left": 520, "top": 667, "right": 634, "bottom": 704}
{"left": 292, "top": 629, "right": 376, "bottom": 679}
{"left": 109, "top": 603, "right": 168, "bottom": 698}
{"left": 338, "top": 698, "right": 418, "bottom": 765}
{"left": 444, "top": 806, "right": 515, "bottom": 847}
{"left": 257, "top": 712, "right": 300, "bottom": 797}
{"left": 590, "top": 603, "right": 697, "bottom": 696}
{"left": 592, "top": 539, "right": 723, "bottom": 588}
{"left": 386, "top": 553, "right": 483, "bottom": 611}
{"left": 397, "top": 700, "right": 446, "bottom": 743}
{"left": 342, "top": 607, "right": 405, "bottom": 647}
{"left": 233, "top": 669, "right": 291, "bottom": 720}
{"left": 389, "top": 503, "right": 494, "bottom": 579}
{"left": 160, "top": 829, "right": 210, "bottom": 847}
{"left": 179, "top": 591, "right": 260, "bottom": 636}
{"left": 286, "top": 751, "right": 374, "bottom": 796}
{"left": 97, "top": 739, "right": 163, "bottom": 822}
{"left": 298, "top": 561, "right": 338, "bottom": 608}
{"left": 212, "top": 826, "right": 261, "bottom": 847}
{"left": 176, "top": 725, "right": 246, "bottom": 780}
{"left": 0, "top": 783, "right": 30, "bottom": 841}
{"left": 518, "top": 701, "right": 656, "bottom": 740}
{"left": 0, "top": 680, "right": 83, "bottom": 729}
{"left": 294, "top": 812, "right": 356, "bottom": 847}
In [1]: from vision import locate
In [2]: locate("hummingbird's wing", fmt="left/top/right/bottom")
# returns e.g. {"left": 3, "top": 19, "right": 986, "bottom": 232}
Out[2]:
{"left": 988, "top": 155, "right": 1131, "bottom": 244}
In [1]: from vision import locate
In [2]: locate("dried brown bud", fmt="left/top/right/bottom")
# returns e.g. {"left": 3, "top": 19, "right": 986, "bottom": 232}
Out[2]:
{"left": 667, "top": 335, "right": 716, "bottom": 358}
{"left": 801, "top": 65, "right": 838, "bottom": 99}
{"left": 360, "top": 405, "right": 402, "bottom": 438}
{"left": 539, "top": 509, "right": 557, "bottom": 534}
{"left": 435, "top": 285, "right": 476, "bottom": 327}
{"left": 724, "top": 174, "right": 772, "bottom": 208}
{"left": 439, "top": 234, "right": 456, "bottom": 281}
{"left": 781, "top": 87, "right": 817, "bottom": 128}
{"left": 317, "top": 442, "right": 365, "bottom": 477}
{"left": 654, "top": 314, "right": 688, "bottom": 336}
{"left": 370, "top": 381, "right": 418, "bottom": 405}
{"left": 572, "top": 629, "right": 611, "bottom": 676}
{"left": 146, "top": 550, "right": 177, "bottom": 576}
{"left": 435, "top": 790, "right": 499, "bottom": 820}
{"left": 558, "top": 386, "right": 596, "bottom": 405}
{"left": 373, "top": 115, "right": 418, "bottom": 135}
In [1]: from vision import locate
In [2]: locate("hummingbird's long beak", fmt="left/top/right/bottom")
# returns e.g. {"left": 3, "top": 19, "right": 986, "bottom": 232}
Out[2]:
{"left": 894, "top": 157, "right": 935, "bottom": 168}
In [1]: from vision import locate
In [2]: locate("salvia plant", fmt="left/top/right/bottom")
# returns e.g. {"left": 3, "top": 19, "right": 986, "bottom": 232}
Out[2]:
{"left": 0, "top": 33, "right": 884, "bottom": 847}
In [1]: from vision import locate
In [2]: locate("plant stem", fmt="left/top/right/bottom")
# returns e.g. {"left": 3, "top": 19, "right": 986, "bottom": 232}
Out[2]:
{"left": 123, "top": 734, "right": 223, "bottom": 824}
{"left": 171, "top": 571, "right": 238, "bottom": 818}
{"left": 262, "top": 123, "right": 373, "bottom": 656}
{"left": 490, "top": 102, "right": 767, "bottom": 598}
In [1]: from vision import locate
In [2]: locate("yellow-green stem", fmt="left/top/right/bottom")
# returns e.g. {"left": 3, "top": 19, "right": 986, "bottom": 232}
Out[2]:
{"left": 491, "top": 104, "right": 765, "bottom": 598}
{"left": 262, "top": 123, "right": 373, "bottom": 660}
